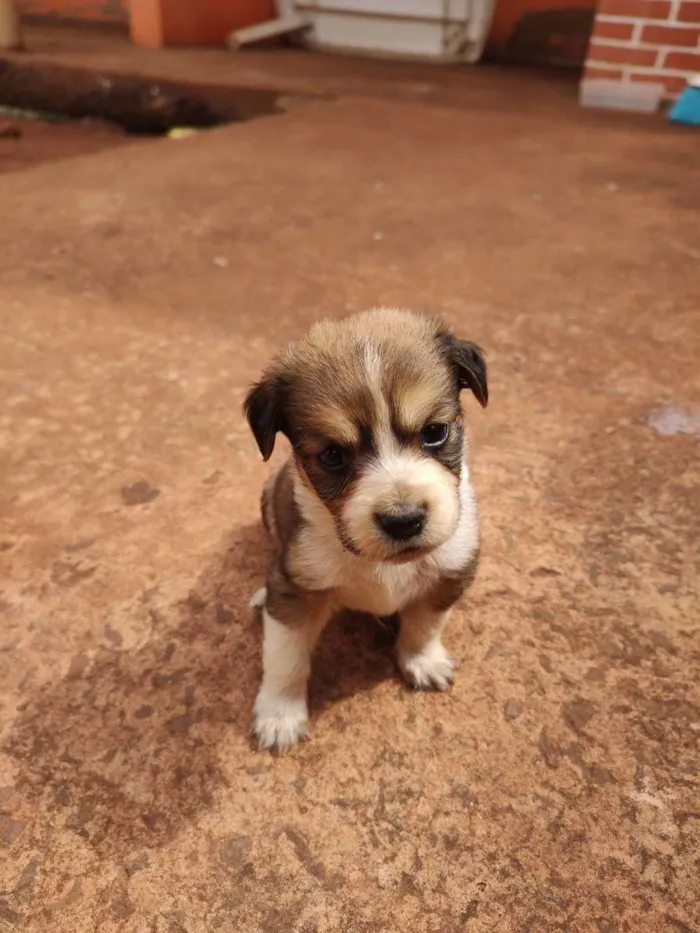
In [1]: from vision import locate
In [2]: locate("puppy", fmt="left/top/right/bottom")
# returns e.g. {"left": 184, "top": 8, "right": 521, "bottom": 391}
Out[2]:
{"left": 244, "top": 308, "right": 487, "bottom": 750}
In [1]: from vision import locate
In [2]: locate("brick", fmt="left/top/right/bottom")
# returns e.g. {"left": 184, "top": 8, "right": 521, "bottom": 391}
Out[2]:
{"left": 641, "top": 23, "right": 700, "bottom": 45}
{"left": 594, "top": 19, "right": 636, "bottom": 40}
{"left": 597, "top": 0, "right": 671, "bottom": 18}
{"left": 677, "top": 2, "right": 700, "bottom": 24}
{"left": 664, "top": 48, "right": 700, "bottom": 68}
{"left": 584, "top": 65, "right": 625, "bottom": 80}
{"left": 587, "top": 42, "right": 659, "bottom": 66}
{"left": 629, "top": 72, "right": 688, "bottom": 95}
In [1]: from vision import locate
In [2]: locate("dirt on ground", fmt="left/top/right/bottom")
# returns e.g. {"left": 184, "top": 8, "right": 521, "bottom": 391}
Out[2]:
{"left": 0, "top": 113, "right": 127, "bottom": 174}
{"left": 0, "top": 33, "right": 699, "bottom": 933}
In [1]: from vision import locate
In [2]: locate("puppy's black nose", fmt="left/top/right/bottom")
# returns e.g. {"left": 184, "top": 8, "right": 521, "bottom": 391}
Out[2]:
{"left": 376, "top": 507, "right": 426, "bottom": 541}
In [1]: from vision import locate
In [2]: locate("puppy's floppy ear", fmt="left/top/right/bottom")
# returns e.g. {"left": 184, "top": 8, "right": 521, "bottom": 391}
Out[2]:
{"left": 452, "top": 340, "right": 488, "bottom": 407}
{"left": 244, "top": 375, "right": 286, "bottom": 461}
{"left": 442, "top": 335, "right": 488, "bottom": 407}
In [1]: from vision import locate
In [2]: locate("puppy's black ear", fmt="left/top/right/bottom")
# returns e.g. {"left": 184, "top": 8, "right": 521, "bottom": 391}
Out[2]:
{"left": 450, "top": 339, "right": 488, "bottom": 408}
{"left": 244, "top": 376, "right": 285, "bottom": 461}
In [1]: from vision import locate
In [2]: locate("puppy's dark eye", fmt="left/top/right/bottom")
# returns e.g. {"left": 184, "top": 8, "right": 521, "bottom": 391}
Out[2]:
{"left": 317, "top": 444, "right": 348, "bottom": 472}
{"left": 420, "top": 423, "right": 449, "bottom": 449}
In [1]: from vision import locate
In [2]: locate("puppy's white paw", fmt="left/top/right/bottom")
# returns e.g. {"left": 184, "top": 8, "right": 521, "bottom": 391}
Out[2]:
{"left": 253, "top": 690, "right": 309, "bottom": 751}
{"left": 399, "top": 640, "right": 455, "bottom": 691}
{"left": 249, "top": 587, "right": 267, "bottom": 610}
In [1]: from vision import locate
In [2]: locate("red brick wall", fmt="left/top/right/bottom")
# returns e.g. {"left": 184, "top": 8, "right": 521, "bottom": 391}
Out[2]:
{"left": 17, "top": 0, "right": 128, "bottom": 24}
{"left": 584, "top": 0, "right": 700, "bottom": 98}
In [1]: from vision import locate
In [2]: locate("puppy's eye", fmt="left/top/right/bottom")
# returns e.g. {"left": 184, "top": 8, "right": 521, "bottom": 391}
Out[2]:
{"left": 317, "top": 444, "right": 348, "bottom": 472}
{"left": 420, "top": 423, "right": 449, "bottom": 449}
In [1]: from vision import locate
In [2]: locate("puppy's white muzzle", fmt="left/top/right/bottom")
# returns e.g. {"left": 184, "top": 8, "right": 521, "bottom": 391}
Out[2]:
{"left": 342, "top": 451, "right": 460, "bottom": 561}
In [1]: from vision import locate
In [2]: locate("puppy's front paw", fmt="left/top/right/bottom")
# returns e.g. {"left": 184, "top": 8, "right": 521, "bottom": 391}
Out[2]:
{"left": 253, "top": 690, "right": 309, "bottom": 751}
{"left": 399, "top": 640, "right": 455, "bottom": 691}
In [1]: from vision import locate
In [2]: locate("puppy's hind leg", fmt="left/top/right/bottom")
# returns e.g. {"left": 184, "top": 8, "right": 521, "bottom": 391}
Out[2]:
{"left": 249, "top": 587, "right": 267, "bottom": 610}
{"left": 250, "top": 470, "right": 280, "bottom": 611}
{"left": 260, "top": 469, "right": 280, "bottom": 545}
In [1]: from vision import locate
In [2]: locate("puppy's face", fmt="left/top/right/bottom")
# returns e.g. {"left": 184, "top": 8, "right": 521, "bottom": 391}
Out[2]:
{"left": 245, "top": 310, "right": 487, "bottom": 563}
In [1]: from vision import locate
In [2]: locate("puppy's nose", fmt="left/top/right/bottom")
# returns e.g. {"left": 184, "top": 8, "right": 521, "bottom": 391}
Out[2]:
{"left": 376, "top": 507, "right": 426, "bottom": 541}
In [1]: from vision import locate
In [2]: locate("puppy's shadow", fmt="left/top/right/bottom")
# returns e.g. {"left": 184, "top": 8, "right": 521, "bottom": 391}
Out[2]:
{"left": 5, "top": 522, "right": 265, "bottom": 863}
{"left": 310, "top": 611, "right": 399, "bottom": 716}
{"left": 5, "top": 520, "right": 397, "bottom": 866}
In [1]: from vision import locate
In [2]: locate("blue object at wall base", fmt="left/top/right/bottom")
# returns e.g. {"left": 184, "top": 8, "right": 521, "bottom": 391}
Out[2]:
{"left": 668, "top": 85, "right": 700, "bottom": 126}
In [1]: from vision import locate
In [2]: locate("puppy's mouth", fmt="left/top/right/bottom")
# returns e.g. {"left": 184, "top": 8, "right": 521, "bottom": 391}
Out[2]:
{"left": 383, "top": 543, "right": 432, "bottom": 564}
{"left": 337, "top": 522, "right": 433, "bottom": 563}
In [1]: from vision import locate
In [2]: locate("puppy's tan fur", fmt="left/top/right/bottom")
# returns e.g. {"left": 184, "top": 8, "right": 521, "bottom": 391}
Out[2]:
{"left": 245, "top": 309, "right": 487, "bottom": 750}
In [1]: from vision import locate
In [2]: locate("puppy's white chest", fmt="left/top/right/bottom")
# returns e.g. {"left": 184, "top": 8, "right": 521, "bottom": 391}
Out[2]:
{"left": 294, "top": 523, "right": 429, "bottom": 615}
{"left": 336, "top": 563, "right": 426, "bottom": 616}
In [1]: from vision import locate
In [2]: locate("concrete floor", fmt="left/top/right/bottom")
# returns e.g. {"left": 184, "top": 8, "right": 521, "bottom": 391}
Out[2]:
{"left": 1, "top": 45, "right": 699, "bottom": 933}
{"left": 0, "top": 115, "right": 127, "bottom": 176}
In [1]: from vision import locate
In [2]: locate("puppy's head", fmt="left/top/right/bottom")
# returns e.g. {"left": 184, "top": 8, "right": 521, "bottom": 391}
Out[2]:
{"left": 245, "top": 309, "right": 487, "bottom": 563}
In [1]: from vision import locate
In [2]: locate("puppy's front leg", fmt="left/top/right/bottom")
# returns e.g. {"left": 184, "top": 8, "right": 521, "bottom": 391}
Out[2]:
{"left": 397, "top": 600, "right": 455, "bottom": 692}
{"left": 253, "top": 582, "right": 331, "bottom": 751}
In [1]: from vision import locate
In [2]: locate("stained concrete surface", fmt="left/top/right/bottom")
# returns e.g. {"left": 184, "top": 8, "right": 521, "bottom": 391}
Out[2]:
{"left": 0, "top": 65, "right": 699, "bottom": 933}
{"left": 0, "top": 114, "right": 127, "bottom": 175}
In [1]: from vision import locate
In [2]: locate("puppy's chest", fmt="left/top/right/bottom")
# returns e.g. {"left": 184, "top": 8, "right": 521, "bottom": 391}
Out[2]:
{"left": 293, "top": 527, "right": 434, "bottom": 615}
{"left": 335, "top": 563, "right": 430, "bottom": 616}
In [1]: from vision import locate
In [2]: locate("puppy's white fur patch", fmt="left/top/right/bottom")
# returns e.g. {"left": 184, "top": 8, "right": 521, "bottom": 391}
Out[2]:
{"left": 398, "top": 637, "right": 455, "bottom": 691}
{"left": 249, "top": 587, "right": 267, "bottom": 610}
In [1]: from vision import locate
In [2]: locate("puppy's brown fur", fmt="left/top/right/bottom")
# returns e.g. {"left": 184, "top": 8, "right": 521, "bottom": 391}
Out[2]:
{"left": 246, "top": 309, "right": 487, "bottom": 750}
